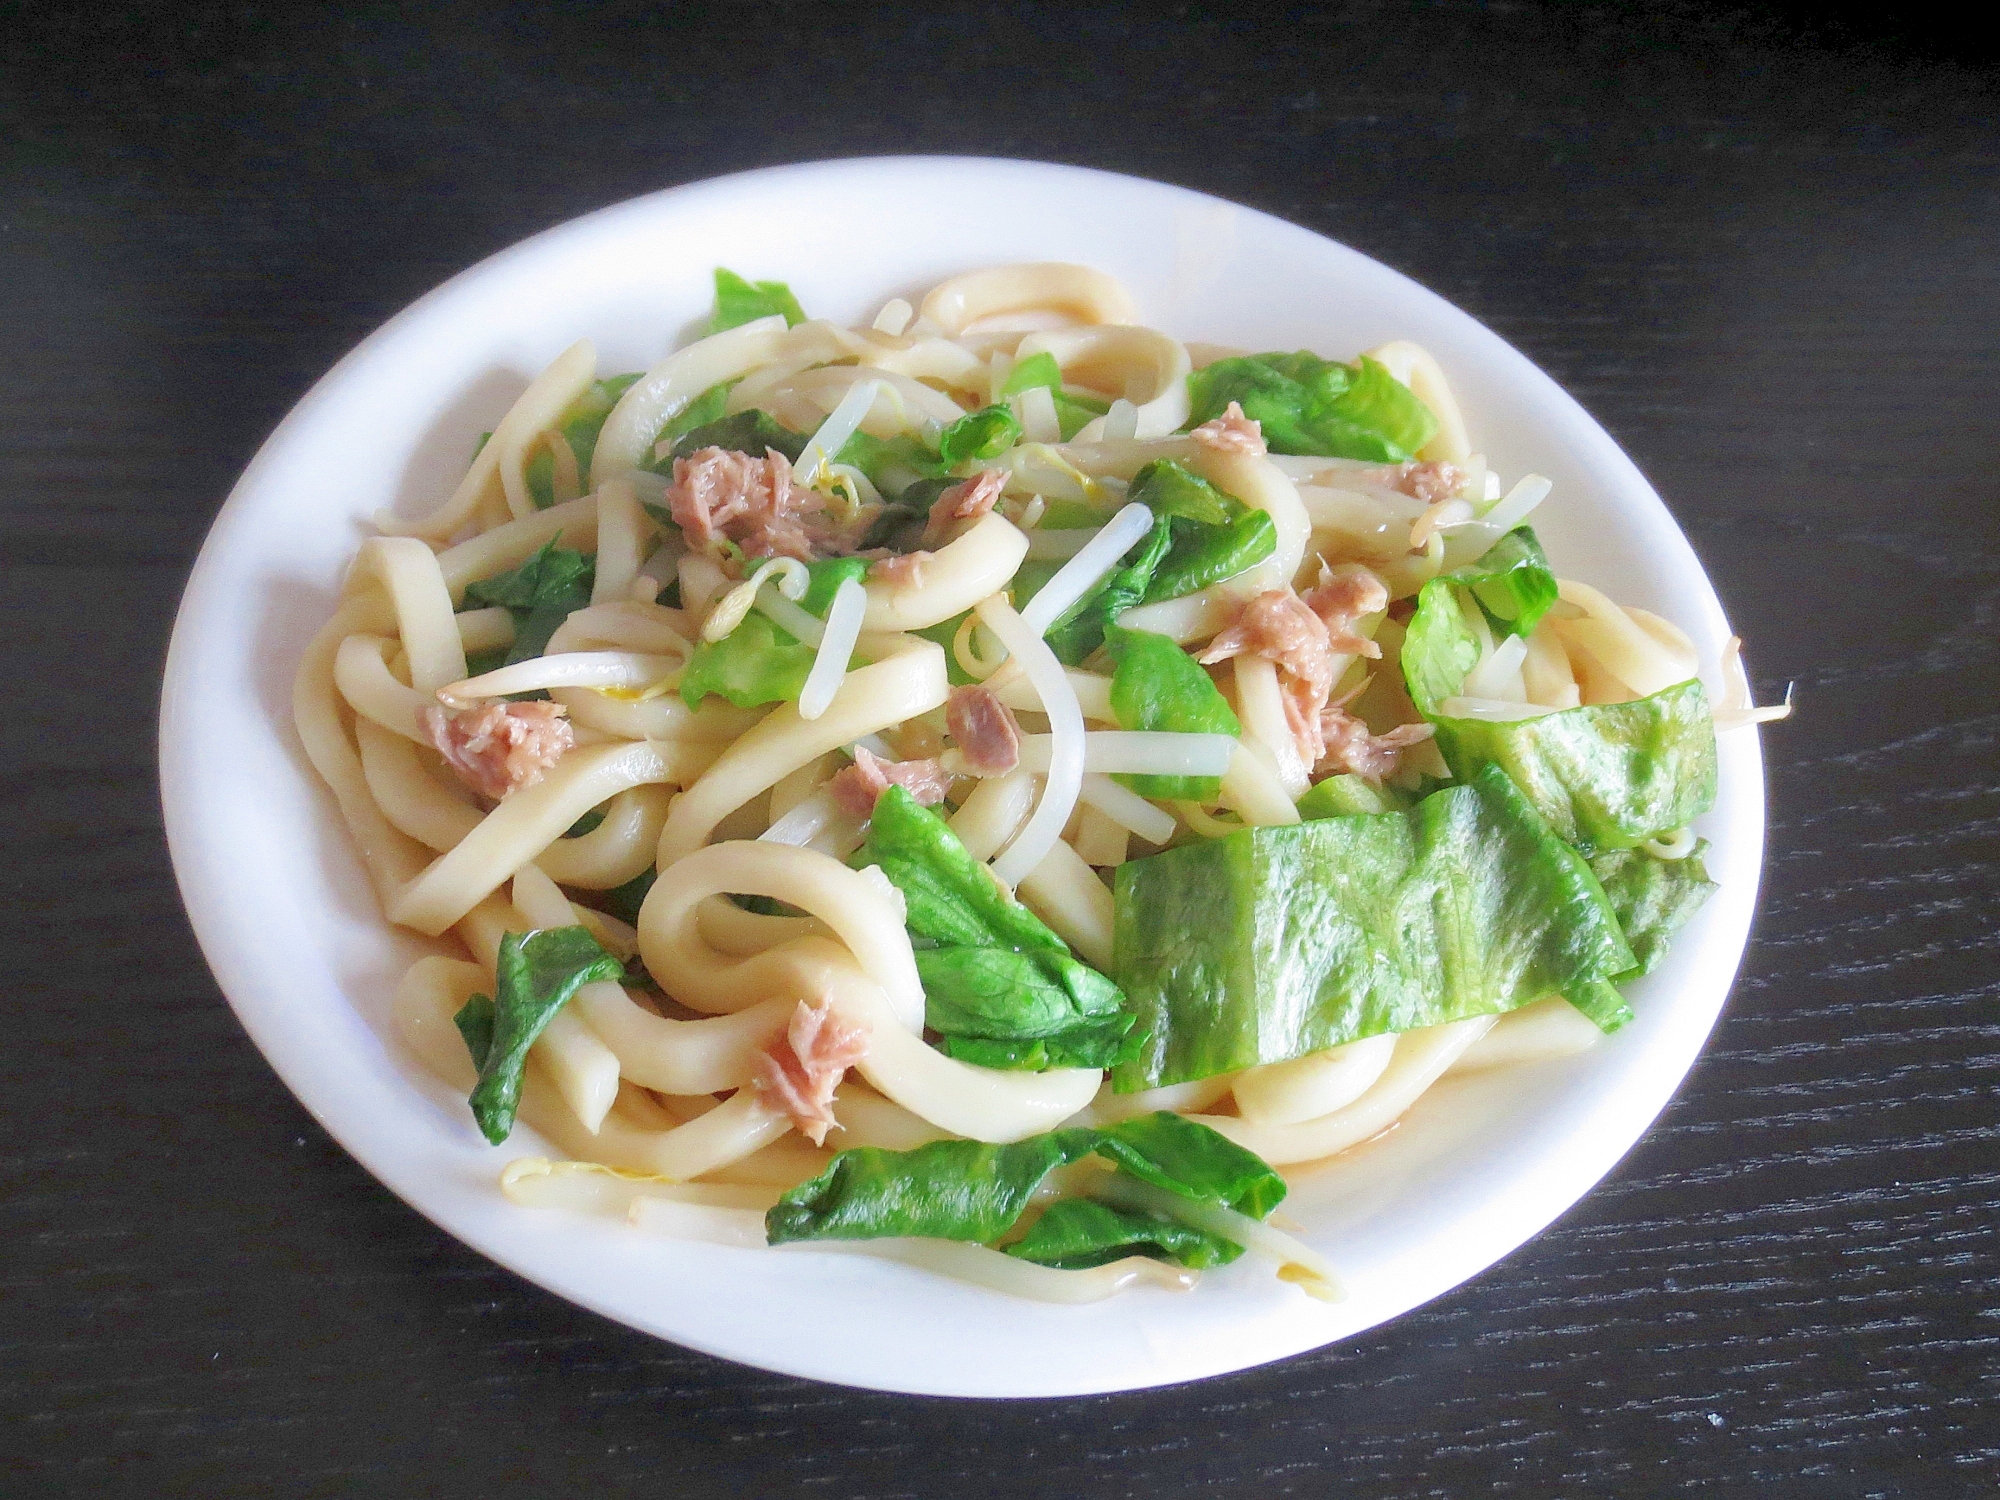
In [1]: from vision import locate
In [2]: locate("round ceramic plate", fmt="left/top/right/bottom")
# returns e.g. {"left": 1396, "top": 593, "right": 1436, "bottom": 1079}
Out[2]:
{"left": 159, "top": 156, "right": 1764, "bottom": 1397}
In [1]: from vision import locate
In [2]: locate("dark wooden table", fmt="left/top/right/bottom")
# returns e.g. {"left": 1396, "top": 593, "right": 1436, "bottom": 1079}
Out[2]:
{"left": 5, "top": 4, "right": 1994, "bottom": 1494}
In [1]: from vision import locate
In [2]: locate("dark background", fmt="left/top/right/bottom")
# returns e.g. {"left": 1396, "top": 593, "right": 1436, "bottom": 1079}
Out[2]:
{"left": 3, "top": 2, "right": 1995, "bottom": 1495}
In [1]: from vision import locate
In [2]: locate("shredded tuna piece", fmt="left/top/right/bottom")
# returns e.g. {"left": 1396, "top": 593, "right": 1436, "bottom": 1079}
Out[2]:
{"left": 947, "top": 684, "right": 1021, "bottom": 776}
{"left": 1302, "top": 561, "right": 1389, "bottom": 659}
{"left": 1199, "top": 589, "right": 1337, "bottom": 764}
{"left": 751, "top": 996, "right": 871, "bottom": 1146}
{"left": 869, "top": 550, "right": 931, "bottom": 588}
{"left": 423, "top": 700, "right": 573, "bottom": 800}
{"left": 1386, "top": 460, "right": 1466, "bottom": 505}
{"left": 827, "top": 745, "right": 952, "bottom": 818}
{"left": 920, "top": 467, "right": 1006, "bottom": 548}
{"left": 1317, "top": 687, "right": 1436, "bottom": 782}
{"left": 667, "top": 446, "right": 824, "bottom": 563}
{"left": 1190, "top": 400, "right": 1267, "bottom": 456}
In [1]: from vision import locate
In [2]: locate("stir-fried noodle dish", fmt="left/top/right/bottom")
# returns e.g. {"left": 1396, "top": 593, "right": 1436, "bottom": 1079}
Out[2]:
{"left": 295, "top": 264, "right": 1787, "bottom": 1303}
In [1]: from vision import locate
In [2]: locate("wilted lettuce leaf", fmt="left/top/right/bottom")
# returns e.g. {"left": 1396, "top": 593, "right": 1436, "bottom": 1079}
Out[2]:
{"left": 455, "top": 927, "right": 624, "bottom": 1143}
{"left": 665, "top": 407, "right": 808, "bottom": 464}
{"left": 709, "top": 268, "right": 805, "bottom": 333}
{"left": 766, "top": 1110, "right": 1285, "bottom": 1259}
{"left": 1399, "top": 531, "right": 1717, "bottom": 853}
{"left": 1111, "top": 763, "right": 1639, "bottom": 1090}
{"left": 1005, "top": 1197, "right": 1244, "bottom": 1269}
{"left": 1296, "top": 774, "right": 1409, "bottom": 818}
{"left": 1103, "top": 624, "right": 1240, "bottom": 800}
{"left": 936, "top": 404, "right": 1022, "bottom": 467}
{"left": 678, "top": 557, "right": 869, "bottom": 708}
{"left": 461, "top": 540, "right": 596, "bottom": 665}
{"left": 1591, "top": 841, "right": 1717, "bottom": 977}
{"left": 854, "top": 787, "right": 1137, "bottom": 1070}
{"left": 525, "top": 374, "right": 643, "bottom": 507}
{"left": 1186, "top": 352, "right": 1436, "bottom": 462}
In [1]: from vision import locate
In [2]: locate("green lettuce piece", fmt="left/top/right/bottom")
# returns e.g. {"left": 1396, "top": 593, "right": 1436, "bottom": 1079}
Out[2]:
{"left": 456, "top": 927, "right": 624, "bottom": 1143}
{"left": 1042, "top": 516, "right": 1176, "bottom": 666}
{"left": 709, "top": 268, "right": 805, "bottom": 333}
{"left": 1119, "top": 460, "right": 1277, "bottom": 607}
{"left": 1111, "top": 763, "right": 1639, "bottom": 1089}
{"left": 1036, "top": 498, "right": 1105, "bottom": 530}
{"left": 664, "top": 407, "right": 807, "bottom": 464}
{"left": 855, "top": 787, "right": 1137, "bottom": 1070}
{"left": 1143, "top": 509, "right": 1277, "bottom": 605}
{"left": 936, "top": 404, "right": 1022, "bottom": 467}
{"left": 461, "top": 540, "right": 596, "bottom": 665}
{"left": 1005, "top": 1198, "right": 1243, "bottom": 1270}
{"left": 766, "top": 1110, "right": 1285, "bottom": 1254}
{"left": 1186, "top": 351, "right": 1436, "bottom": 462}
{"left": 1452, "top": 526, "right": 1560, "bottom": 637}
{"left": 1103, "top": 624, "right": 1240, "bottom": 799}
{"left": 1400, "top": 534, "right": 1717, "bottom": 853}
{"left": 1296, "top": 774, "right": 1408, "bottom": 818}
{"left": 1591, "top": 841, "right": 1717, "bottom": 977}
{"left": 524, "top": 374, "right": 643, "bottom": 507}
{"left": 678, "top": 557, "right": 869, "bottom": 708}
{"left": 834, "top": 428, "right": 947, "bottom": 497}
{"left": 998, "top": 354, "right": 1107, "bottom": 438}
{"left": 1000, "top": 351, "right": 1064, "bottom": 396}
{"left": 639, "top": 381, "right": 735, "bottom": 472}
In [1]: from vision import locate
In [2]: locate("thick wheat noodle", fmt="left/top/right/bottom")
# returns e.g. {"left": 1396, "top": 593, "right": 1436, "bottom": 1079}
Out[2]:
{"left": 918, "top": 263, "right": 1137, "bottom": 334}
{"left": 860, "top": 513, "right": 1029, "bottom": 632}
{"left": 353, "top": 537, "right": 468, "bottom": 692}
{"left": 1193, "top": 1017, "right": 1497, "bottom": 1165}
{"left": 1450, "top": 996, "right": 1604, "bottom": 1072}
{"left": 551, "top": 686, "right": 756, "bottom": 744}
{"left": 1233, "top": 1034, "right": 1398, "bottom": 1126}
{"left": 773, "top": 362, "right": 968, "bottom": 428}
{"left": 546, "top": 600, "right": 695, "bottom": 657}
{"left": 571, "top": 982, "right": 792, "bottom": 1094}
{"left": 654, "top": 640, "right": 949, "bottom": 865}
{"left": 948, "top": 770, "right": 1034, "bottom": 862}
{"left": 593, "top": 317, "right": 795, "bottom": 478}
{"left": 590, "top": 480, "right": 649, "bottom": 604}
{"left": 1015, "top": 837, "right": 1116, "bottom": 972}
{"left": 1364, "top": 341, "right": 1471, "bottom": 465}
{"left": 1231, "top": 654, "right": 1310, "bottom": 796}
{"left": 391, "top": 739, "right": 701, "bottom": 935}
{"left": 1188, "top": 445, "right": 1313, "bottom": 591}
{"left": 293, "top": 592, "right": 432, "bottom": 901}
{"left": 334, "top": 633, "right": 435, "bottom": 742}
{"left": 378, "top": 339, "right": 596, "bottom": 540}
{"left": 356, "top": 717, "right": 483, "bottom": 851}
{"left": 533, "top": 784, "right": 672, "bottom": 888}
{"left": 636, "top": 839, "right": 925, "bottom": 1028}
{"left": 1553, "top": 579, "right": 1699, "bottom": 699}
{"left": 1014, "top": 326, "right": 1192, "bottom": 437}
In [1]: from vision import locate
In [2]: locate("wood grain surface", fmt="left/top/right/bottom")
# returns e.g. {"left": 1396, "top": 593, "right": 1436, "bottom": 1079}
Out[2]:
{"left": 2, "top": 3, "right": 1994, "bottom": 1495}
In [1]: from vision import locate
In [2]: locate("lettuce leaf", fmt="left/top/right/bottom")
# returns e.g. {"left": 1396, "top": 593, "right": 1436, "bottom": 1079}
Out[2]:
{"left": 678, "top": 557, "right": 869, "bottom": 709}
{"left": 766, "top": 1110, "right": 1285, "bottom": 1257}
{"left": 663, "top": 407, "right": 807, "bottom": 465}
{"left": 1041, "top": 515, "right": 1176, "bottom": 666}
{"left": 461, "top": 540, "right": 596, "bottom": 665}
{"left": 455, "top": 927, "right": 624, "bottom": 1143}
{"left": 1591, "top": 841, "right": 1717, "bottom": 977}
{"left": 1103, "top": 623, "right": 1240, "bottom": 799}
{"left": 1004, "top": 1197, "right": 1243, "bottom": 1270}
{"left": 709, "top": 268, "right": 805, "bottom": 333}
{"left": 1111, "top": 763, "right": 1639, "bottom": 1089}
{"left": 1399, "top": 529, "right": 1716, "bottom": 853}
{"left": 854, "top": 787, "right": 1138, "bottom": 1070}
{"left": 999, "top": 352, "right": 1107, "bottom": 438}
{"left": 1186, "top": 352, "right": 1436, "bottom": 462}
{"left": 1122, "top": 459, "right": 1277, "bottom": 606}
{"left": 936, "top": 404, "right": 1022, "bottom": 467}
{"left": 1296, "top": 773, "right": 1408, "bottom": 818}
{"left": 524, "top": 374, "right": 642, "bottom": 507}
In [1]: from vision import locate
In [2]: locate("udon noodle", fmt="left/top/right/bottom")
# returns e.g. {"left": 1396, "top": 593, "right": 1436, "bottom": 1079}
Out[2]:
{"left": 295, "top": 264, "right": 1785, "bottom": 1302}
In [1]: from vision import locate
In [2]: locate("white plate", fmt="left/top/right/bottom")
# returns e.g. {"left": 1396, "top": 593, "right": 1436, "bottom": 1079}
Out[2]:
{"left": 159, "top": 156, "right": 1764, "bottom": 1397}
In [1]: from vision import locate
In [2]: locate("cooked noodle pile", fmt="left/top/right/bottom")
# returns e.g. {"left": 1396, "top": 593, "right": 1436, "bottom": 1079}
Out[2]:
{"left": 295, "top": 264, "right": 1786, "bottom": 1302}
